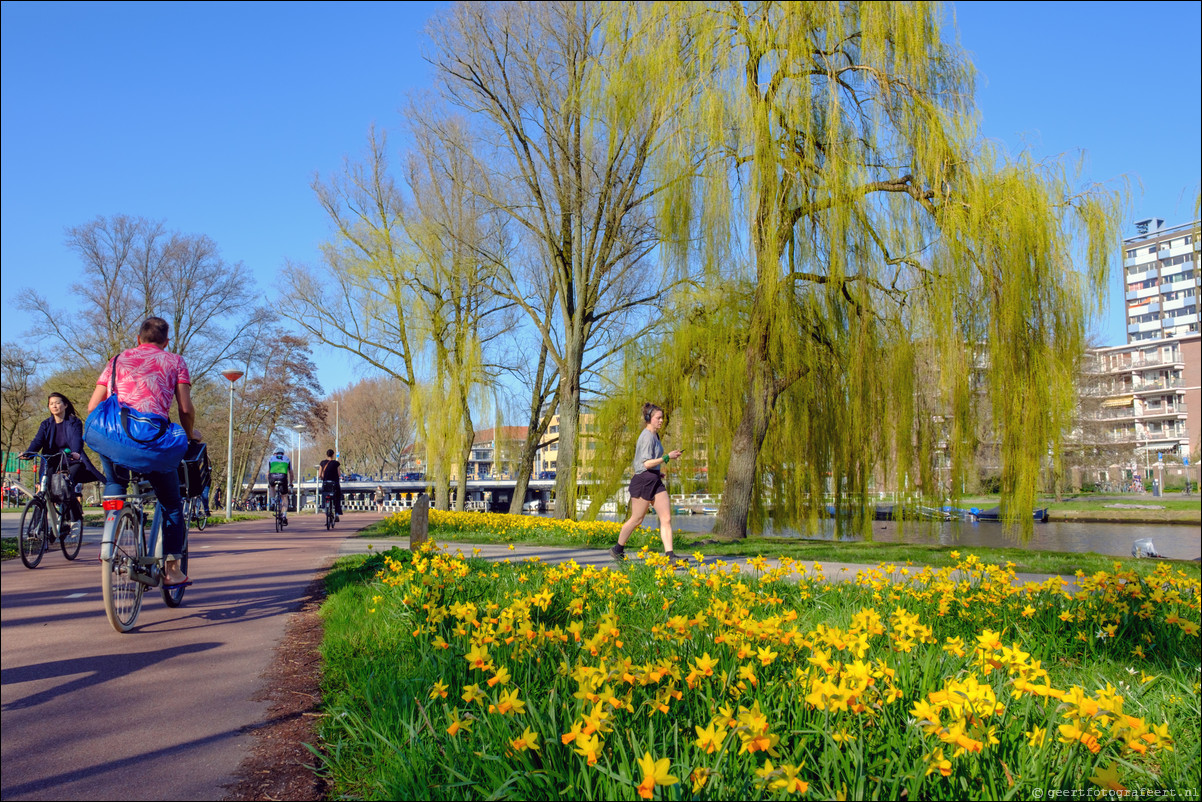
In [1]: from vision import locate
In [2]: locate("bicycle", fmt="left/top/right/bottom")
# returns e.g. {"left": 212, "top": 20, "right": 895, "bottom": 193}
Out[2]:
{"left": 321, "top": 481, "right": 337, "bottom": 530}
{"left": 17, "top": 452, "right": 84, "bottom": 568}
{"left": 99, "top": 471, "right": 190, "bottom": 633}
{"left": 182, "top": 495, "right": 209, "bottom": 530}
{"left": 178, "top": 441, "right": 209, "bottom": 531}
{"left": 270, "top": 481, "right": 289, "bottom": 532}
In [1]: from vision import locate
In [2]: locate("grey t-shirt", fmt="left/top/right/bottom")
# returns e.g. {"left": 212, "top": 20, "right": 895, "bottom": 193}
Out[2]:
{"left": 631, "top": 428, "right": 663, "bottom": 475}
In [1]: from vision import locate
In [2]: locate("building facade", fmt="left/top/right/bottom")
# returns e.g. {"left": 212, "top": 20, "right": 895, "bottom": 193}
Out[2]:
{"left": 1122, "top": 218, "right": 1199, "bottom": 341}
{"left": 1085, "top": 218, "right": 1201, "bottom": 484}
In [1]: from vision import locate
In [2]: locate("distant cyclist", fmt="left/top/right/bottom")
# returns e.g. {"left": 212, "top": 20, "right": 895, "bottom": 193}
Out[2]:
{"left": 267, "top": 448, "right": 293, "bottom": 525}
{"left": 318, "top": 449, "right": 343, "bottom": 521}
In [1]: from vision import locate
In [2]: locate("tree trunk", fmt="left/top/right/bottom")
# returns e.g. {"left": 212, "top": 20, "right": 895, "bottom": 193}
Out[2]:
{"left": 713, "top": 314, "right": 779, "bottom": 539}
{"left": 552, "top": 365, "right": 581, "bottom": 519}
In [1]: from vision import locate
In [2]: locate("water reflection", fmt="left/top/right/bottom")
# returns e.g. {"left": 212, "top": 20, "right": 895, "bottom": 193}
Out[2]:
{"left": 573, "top": 512, "right": 1201, "bottom": 561}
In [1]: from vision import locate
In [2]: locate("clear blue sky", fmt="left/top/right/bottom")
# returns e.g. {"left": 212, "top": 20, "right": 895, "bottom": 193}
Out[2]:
{"left": 3, "top": 1, "right": 1200, "bottom": 396}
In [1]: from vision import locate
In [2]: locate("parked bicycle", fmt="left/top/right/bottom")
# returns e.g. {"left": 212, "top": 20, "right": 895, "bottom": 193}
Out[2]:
{"left": 100, "top": 472, "right": 190, "bottom": 633}
{"left": 16, "top": 452, "right": 84, "bottom": 568}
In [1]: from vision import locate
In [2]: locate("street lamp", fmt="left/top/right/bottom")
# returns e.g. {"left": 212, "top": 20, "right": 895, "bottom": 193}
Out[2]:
{"left": 220, "top": 369, "right": 245, "bottom": 520}
{"left": 334, "top": 399, "right": 340, "bottom": 461}
{"left": 293, "top": 423, "right": 305, "bottom": 514}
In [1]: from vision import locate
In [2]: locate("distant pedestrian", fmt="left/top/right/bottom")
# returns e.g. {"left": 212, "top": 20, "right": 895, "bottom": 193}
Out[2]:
{"left": 374, "top": 485, "right": 386, "bottom": 513}
{"left": 609, "top": 403, "right": 686, "bottom": 565}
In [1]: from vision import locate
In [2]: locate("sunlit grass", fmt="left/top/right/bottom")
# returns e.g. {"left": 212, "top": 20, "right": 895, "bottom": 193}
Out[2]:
{"left": 318, "top": 542, "right": 1201, "bottom": 800}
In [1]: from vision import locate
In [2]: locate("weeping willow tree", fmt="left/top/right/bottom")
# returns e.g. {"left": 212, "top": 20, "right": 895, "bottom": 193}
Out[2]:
{"left": 282, "top": 121, "right": 507, "bottom": 511}
{"left": 642, "top": 1, "right": 1120, "bottom": 539}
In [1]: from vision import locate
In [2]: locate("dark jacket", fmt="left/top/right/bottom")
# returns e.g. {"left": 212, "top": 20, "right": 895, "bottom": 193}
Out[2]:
{"left": 26, "top": 416, "right": 105, "bottom": 484}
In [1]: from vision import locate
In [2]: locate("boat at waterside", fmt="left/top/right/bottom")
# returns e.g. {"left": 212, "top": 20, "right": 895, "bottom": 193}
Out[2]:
{"left": 825, "top": 504, "right": 954, "bottom": 522}
{"left": 971, "top": 506, "right": 1049, "bottom": 523}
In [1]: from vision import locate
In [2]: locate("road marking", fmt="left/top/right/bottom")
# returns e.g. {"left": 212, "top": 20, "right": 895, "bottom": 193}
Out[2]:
{"left": 65, "top": 592, "right": 88, "bottom": 598}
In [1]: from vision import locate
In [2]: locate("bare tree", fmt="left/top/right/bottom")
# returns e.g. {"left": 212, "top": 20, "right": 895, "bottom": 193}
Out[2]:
{"left": 1, "top": 343, "right": 41, "bottom": 469}
{"left": 327, "top": 377, "right": 415, "bottom": 477}
{"left": 427, "top": 1, "right": 692, "bottom": 518}
{"left": 21, "top": 214, "right": 267, "bottom": 379}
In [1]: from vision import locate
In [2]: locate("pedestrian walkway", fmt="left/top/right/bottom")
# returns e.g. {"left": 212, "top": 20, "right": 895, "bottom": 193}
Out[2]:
{"left": 338, "top": 537, "right": 1081, "bottom": 591}
{"left": 0, "top": 510, "right": 388, "bottom": 801}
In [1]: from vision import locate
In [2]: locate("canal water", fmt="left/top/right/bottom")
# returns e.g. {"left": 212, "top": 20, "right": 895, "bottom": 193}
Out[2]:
{"left": 580, "top": 513, "right": 1202, "bottom": 562}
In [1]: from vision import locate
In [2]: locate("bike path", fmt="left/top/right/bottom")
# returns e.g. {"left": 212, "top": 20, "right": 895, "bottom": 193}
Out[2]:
{"left": 337, "top": 537, "right": 1081, "bottom": 590}
{"left": 0, "top": 510, "right": 387, "bottom": 802}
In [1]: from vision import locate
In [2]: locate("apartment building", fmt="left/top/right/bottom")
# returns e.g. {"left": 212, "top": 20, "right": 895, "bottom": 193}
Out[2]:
{"left": 1122, "top": 218, "right": 1199, "bottom": 341}
{"left": 1085, "top": 217, "right": 1201, "bottom": 479}
{"left": 1089, "top": 334, "right": 1200, "bottom": 462}
{"left": 534, "top": 414, "right": 598, "bottom": 479}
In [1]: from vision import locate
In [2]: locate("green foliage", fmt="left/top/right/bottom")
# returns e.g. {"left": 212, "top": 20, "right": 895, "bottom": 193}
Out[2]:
{"left": 317, "top": 545, "right": 1200, "bottom": 800}
{"left": 593, "top": 1, "right": 1127, "bottom": 541}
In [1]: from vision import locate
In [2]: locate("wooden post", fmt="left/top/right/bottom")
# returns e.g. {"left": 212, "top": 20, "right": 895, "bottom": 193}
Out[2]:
{"left": 411, "top": 492, "right": 429, "bottom": 549}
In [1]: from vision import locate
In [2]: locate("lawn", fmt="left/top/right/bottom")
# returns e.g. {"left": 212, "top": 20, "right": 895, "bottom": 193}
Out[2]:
{"left": 317, "top": 541, "right": 1200, "bottom": 799}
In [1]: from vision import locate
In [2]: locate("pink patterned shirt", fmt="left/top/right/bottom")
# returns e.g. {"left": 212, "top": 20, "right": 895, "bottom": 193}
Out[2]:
{"left": 96, "top": 344, "right": 192, "bottom": 418}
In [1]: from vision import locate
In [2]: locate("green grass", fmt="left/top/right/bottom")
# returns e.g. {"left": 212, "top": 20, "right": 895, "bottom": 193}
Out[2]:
{"left": 316, "top": 544, "right": 1201, "bottom": 800}
{"left": 354, "top": 515, "right": 1201, "bottom": 582}
{"left": 1, "top": 537, "right": 16, "bottom": 561}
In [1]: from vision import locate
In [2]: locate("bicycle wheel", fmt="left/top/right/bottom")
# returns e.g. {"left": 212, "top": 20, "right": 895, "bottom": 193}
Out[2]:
{"left": 102, "top": 508, "right": 145, "bottom": 633}
{"left": 162, "top": 528, "right": 189, "bottom": 607}
{"left": 195, "top": 500, "right": 208, "bottom": 531}
{"left": 58, "top": 502, "right": 84, "bottom": 560}
{"left": 19, "top": 498, "right": 48, "bottom": 569}
{"left": 326, "top": 506, "right": 335, "bottom": 530}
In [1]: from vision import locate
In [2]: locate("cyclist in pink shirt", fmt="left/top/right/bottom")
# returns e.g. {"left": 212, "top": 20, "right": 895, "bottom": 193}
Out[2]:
{"left": 88, "top": 317, "right": 196, "bottom": 588}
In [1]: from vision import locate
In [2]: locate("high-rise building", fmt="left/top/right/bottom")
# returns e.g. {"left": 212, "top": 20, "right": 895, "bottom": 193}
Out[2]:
{"left": 1122, "top": 218, "right": 1199, "bottom": 342}
{"left": 1081, "top": 218, "right": 1201, "bottom": 484}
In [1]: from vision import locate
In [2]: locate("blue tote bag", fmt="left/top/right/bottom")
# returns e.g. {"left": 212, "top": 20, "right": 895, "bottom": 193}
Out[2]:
{"left": 84, "top": 355, "right": 188, "bottom": 474}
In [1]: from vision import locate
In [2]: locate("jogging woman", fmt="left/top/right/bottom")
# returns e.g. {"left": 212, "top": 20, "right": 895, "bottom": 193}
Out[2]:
{"left": 609, "top": 402, "right": 687, "bottom": 565}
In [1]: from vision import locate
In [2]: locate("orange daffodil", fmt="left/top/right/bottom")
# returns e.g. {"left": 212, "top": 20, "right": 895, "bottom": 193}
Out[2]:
{"left": 635, "top": 752, "right": 677, "bottom": 799}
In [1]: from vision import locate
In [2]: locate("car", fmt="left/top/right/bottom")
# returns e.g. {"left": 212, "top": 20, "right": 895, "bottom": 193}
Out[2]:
{"left": 537, "top": 471, "right": 556, "bottom": 480}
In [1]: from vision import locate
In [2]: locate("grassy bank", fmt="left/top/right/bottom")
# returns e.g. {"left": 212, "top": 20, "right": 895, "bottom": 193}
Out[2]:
{"left": 318, "top": 542, "right": 1201, "bottom": 799}
{"left": 360, "top": 511, "right": 1201, "bottom": 581}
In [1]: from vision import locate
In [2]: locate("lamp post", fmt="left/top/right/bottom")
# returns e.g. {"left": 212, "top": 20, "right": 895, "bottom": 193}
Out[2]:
{"left": 293, "top": 423, "right": 305, "bottom": 514}
{"left": 221, "top": 369, "right": 245, "bottom": 520}
{"left": 334, "top": 399, "right": 340, "bottom": 460}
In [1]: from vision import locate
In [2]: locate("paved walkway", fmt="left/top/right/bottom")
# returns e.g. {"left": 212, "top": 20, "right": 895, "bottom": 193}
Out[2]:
{"left": 2, "top": 518, "right": 1081, "bottom": 801}
{"left": 339, "top": 536, "right": 1081, "bottom": 589}
{"left": 0, "top": 510, "right": 387, "bottom": 802}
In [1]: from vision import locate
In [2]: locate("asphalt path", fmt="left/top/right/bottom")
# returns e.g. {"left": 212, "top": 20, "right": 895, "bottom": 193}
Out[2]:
{"left": 0, "top": 509, "right": 387, "bottom": 801}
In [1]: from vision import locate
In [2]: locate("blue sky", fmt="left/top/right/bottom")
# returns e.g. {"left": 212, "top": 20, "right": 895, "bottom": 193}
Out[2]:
{"left": 3, "top": 1, "right": 1200, "bottom": 397}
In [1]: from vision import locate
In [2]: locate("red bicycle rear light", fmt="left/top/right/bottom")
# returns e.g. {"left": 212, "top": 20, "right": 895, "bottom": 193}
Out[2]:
{"left": 102, "top": 499, "right": 124, "bottom": 511}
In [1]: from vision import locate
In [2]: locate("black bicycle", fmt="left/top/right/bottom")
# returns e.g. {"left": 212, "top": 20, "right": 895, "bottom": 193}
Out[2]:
{"left": 17, "top": 452, "right": 84, "bottom": 568}
{"left": 321, "top": 481, "right": 337, "bottom": 530}
{"left": 270, "top": 480, "right": 289, "bottom": 532}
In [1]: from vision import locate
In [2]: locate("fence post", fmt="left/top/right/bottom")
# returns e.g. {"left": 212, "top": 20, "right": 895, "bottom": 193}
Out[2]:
{"left": 411, "top": 492, "right": 429, "bottom": 549}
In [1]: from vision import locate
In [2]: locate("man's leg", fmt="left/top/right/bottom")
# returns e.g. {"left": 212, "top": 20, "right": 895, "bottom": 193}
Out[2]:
{"left": 146, "top": 468, "right": 187, "bottom": 583}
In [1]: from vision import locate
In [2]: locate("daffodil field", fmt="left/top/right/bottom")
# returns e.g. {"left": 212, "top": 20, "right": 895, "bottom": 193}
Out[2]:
{"left": 377, "top": 508, "right": 665, "bottom": 549}
{"left": 318, "top": 539, "right": 1200, "bottom": 800}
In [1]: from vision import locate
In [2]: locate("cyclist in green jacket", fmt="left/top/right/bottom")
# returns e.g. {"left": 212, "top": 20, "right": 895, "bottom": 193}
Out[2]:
{"left": 267, "top": 448, "right": 293, "bottom": 525}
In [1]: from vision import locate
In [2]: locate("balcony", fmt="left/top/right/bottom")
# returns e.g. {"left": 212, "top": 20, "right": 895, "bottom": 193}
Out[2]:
{"left": 1132, "top": 379, "right": 1185, "bottom": 393}
{"left": 1162, "top": 294, "right": 1195, "bottom": 312}
{"left": 1139, "top": 403, "right": 1188, "bottom": 419}
{"left": 1163, "top": 312, "right": 1198, "bottom": 327}
{"left": 1165, "top": 277, "right": 1198, "bottom": 293}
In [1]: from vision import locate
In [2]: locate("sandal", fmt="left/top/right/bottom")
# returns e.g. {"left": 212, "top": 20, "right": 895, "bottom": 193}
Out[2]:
{"left": 163, "top": 575, "right": 193, "bottom": 590}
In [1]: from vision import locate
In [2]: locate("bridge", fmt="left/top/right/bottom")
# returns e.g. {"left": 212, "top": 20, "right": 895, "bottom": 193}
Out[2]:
{"left": 248, "top": 477, "right": 560, "bottom": 513}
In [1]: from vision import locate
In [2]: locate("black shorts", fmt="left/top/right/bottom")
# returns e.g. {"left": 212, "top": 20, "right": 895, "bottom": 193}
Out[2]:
{"left": 629, "top": 470, "right": 666, "bottom": 502}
